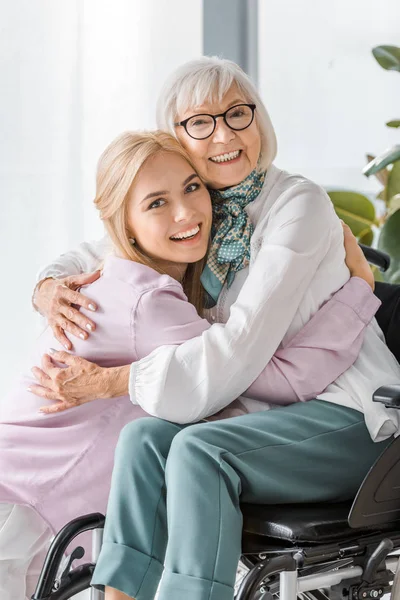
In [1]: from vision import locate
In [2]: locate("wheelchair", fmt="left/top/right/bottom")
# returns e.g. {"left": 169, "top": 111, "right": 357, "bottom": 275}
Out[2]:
{"left": 32, "top": 245, "right": 400, "bottom": 600}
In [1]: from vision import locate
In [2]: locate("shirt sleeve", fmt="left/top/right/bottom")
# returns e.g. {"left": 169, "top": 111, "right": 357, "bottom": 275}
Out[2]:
{"left": 133, "top": 276, "right": 380, "bottom": 417}
{"left": 243, "top": 276, "right": 381, "bottom": 404}
{"left": 129, "top": 183, "right": 352, "bottom": 423}
{"left": 134, "top": 284, "right": 210, "bottom": 358}
{"left": 36, "top": 237, "right": 110, "bottom": 282}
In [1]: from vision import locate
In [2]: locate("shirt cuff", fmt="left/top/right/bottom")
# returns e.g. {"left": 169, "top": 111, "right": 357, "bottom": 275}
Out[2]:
{"left": 36, "top": 270, "right": 66, "bottom": 283}
{"left": 334, "top": 277, "right": 381, "bottom": 324}
{"left": 129, "top": 362, "right": 139, "bottom": 405}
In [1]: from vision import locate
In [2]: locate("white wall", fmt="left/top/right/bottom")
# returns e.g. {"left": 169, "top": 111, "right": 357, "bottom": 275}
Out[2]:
{"left": 258, "top": 0, "right": 400, "bottom": 195}
{"left": 2, "top": 0, "right": 399, "bottom": 392}
{"left": 0, "top": 0, "right": 203, "bottom": 393}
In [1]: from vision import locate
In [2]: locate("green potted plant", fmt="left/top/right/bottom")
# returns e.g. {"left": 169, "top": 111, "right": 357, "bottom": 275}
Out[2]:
{"left": 328, "top": 45, "right": 400, "bottom": 284}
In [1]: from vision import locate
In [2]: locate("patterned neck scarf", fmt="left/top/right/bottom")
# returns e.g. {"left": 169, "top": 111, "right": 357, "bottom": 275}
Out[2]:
{"left": 201, "top": 168, "right": 266, "bottom": 308}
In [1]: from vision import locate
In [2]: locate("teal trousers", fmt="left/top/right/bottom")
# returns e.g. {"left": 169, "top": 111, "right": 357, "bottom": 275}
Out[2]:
{"left": 91, "top": 400, "right": 390, "bottom": 600}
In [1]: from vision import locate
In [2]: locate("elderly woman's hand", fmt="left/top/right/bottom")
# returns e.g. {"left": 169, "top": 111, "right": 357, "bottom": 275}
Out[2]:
{"left": 342, "top": 222, "right": 375, "bottom": 291}
{"left": 33, "top": 271, "right": 101, "bottom": 350}
{"left": 28, "top": 350, "right": 131, "bottom": 414}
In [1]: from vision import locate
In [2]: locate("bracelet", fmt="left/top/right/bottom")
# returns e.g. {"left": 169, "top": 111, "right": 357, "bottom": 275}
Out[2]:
{"left": 32, "top": 277, "right": 55, "bottom": 315}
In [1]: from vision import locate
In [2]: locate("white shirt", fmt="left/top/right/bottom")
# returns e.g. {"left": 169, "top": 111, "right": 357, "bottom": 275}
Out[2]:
{"left": 38, "top": 165, "right": 400, "bottom": 441}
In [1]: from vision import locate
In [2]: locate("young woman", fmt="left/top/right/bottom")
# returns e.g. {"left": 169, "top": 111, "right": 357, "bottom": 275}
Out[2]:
{"left": 28, "top": 57, "right": 400, "bottom": 600}
{"left": 0, "top": 131, "right": 376, "bottom": 600}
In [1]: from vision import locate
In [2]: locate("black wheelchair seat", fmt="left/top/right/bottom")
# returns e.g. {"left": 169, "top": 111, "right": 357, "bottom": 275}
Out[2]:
{"left": 242, "top": 500, "right": 357, "bottom": 545}
{"left": 241, "top": 500, "right": 400, "bottom": 552}
{"left": 240, "top": 408, "right": 400, "bottom": 552}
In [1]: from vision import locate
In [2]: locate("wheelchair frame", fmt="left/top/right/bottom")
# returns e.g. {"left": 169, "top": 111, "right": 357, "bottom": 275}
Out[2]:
{"left": 30, "top": 525, "right": 400, "bottom": 600}
{"left": 32, "top": 425, "right": 400, "bottom": 600}
{"left": 31, "top": 245, "right": 400, "bottom": 600}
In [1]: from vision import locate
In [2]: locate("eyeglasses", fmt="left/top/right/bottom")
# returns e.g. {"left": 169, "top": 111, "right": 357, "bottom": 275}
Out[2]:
{"left": 174, "top": 103, "right": 256, "bottom": 140}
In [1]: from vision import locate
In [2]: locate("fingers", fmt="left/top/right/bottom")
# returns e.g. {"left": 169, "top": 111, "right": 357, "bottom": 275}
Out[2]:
{"left": 31, "top": 359, "right": 66, "bottom": 394}
{"left": 39, "top": 402, "right": 69, "bottom": 414}
{"left": 63, "top": 303, "right": 96, "bottom": 333}
{"left": 340, "top": 222, "right": 375, "bottom": 291}
{"left": 60, "top": 286, "right": 97, "bottom": 314}
{"left": 31, "top": 352, "right": 71, "bottom": 389}
{"left": 341, "top": 221, "right": 355, "bottom": 240}
{"left": 41, "top": 353, "right": 56, "bottom": 372}
{"left": 47, "top": 349, "right": 83, "bottom": 368}
{"left": 52, "top": 325, "right": 73, "bottom": 351}
{"left": 341, "top": 224, "right": 360, "bottom": 254}
{"left": 39, "top": 277, "right": 98, "bottom": 349}
{"left": 27, "top": 384, "right": 61, "bottom": 401}
{"left": 56, "top": 307, "right": 93, "bottom": 341}
{"left": 31, "top": 366, "right": 51, "bottom": 387}
{"left": 69, "top": 270, "right": 101, "bottom": 288}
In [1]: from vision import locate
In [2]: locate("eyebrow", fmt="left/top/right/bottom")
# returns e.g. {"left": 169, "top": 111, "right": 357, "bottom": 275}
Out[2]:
{"left": 226, "top": 98, "right": 247, "bottom": 109}
{"left": 190, "top": 99, "right": 246, "bottom": 115}
{"left": 182, "top": 173, "right": 198, "bottom": 185}
{"left": 140, "top": 173, "right": 199, "bottom": 203}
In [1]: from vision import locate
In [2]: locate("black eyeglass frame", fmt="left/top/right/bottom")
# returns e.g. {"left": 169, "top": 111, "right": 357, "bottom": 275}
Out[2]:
{"left": 174, "top": 103, "right": 256, "bottom": 140}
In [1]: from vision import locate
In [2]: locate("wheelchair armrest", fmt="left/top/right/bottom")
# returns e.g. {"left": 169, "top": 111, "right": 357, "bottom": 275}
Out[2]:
{"left": 359, "top": 244, "right": 391, "bottom": 272}
{"left": 373, "top": 385, "right": 400, "bottom": 409}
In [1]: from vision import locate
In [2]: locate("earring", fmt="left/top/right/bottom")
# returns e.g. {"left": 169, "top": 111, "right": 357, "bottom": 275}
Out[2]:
{"left": 129, "top": 237, "right": 136, "bottom": 245}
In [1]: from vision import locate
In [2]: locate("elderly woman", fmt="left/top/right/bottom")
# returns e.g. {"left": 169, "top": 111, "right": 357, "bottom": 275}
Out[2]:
{"left": 31, "top": 57, "right": 400, "bottom": 600}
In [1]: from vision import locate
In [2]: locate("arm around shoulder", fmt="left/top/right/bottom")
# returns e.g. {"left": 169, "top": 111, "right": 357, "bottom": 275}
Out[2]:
{"left": 243, "top": 276, "right": 381, "bottom": 404}
{"left": 36, "top": 236, "right": 110, "bottom": 282}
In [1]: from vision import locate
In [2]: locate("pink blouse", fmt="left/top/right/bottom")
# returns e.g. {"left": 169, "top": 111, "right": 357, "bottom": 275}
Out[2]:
{"left": 0, "top": 256, "right": 379, "bottom": 554}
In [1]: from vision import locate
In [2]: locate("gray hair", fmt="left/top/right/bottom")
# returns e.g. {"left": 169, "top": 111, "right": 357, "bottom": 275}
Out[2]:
{"left": 156, "top": 56, "right": 277, "bottom": 171}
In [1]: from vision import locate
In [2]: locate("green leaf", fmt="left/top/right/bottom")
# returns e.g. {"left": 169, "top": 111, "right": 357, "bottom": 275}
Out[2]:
{"left": 372, "top": 265, "right": 385, "bottom": 282}
{"left": 388, "top": 193, "right": 400, "bottom": 216}
{"left": 327, "top": 191, "right": 376, "bottom": 239}
{"left": 388, "top": 269, "right": 400, "bottom": 284}
{"left": 386, "top": 120, "right": 400, "bottom": 128}
{"left": 387, "top": 160, "right": 400, "bottom": 203}
{"left": 363, "top": 145, "right": 400, "bottom": 176}
{"left": 377, "top": 209, "right": 400, "bottom": 284}
{"left": 358, "top": 228, "right": 374, "bottom": 246}
{"left": 372, "top": 45, "right": 400, "bottom": 71}
{"left": 366, "top": 154, "right": 390, "bottom": 187}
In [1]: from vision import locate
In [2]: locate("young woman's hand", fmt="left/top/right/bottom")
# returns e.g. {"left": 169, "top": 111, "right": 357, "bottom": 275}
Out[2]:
{"left": 342, "top": 222, "right": 375, "bottom": 291}
{"left": 28, "top": 351, "right": 131, "bottom": 413}
{"left": 33, "top": 271, "right": 101, "bottom": 350}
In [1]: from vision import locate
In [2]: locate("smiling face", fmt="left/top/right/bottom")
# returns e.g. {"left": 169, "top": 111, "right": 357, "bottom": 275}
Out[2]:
{"left": 126, "top": 151, "right": 212, "bottom": 281}
{"left": 175, "top": 84, "right": 261, "bottom": 189}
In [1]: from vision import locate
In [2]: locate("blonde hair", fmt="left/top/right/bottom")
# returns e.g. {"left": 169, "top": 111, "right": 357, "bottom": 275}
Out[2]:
{"left": 156, "top": 56, "right": 277, "bottom": 171}
{"left": 94, "top": 130, "right": 207, "bottom": 314}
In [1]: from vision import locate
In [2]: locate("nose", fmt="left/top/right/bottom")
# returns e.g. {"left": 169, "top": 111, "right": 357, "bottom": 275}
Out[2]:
{"left": 211, "top": 118, "right": 236, "bottom": 144}
{"left": 173, "top": 200, "right": 197, "bottom": 223}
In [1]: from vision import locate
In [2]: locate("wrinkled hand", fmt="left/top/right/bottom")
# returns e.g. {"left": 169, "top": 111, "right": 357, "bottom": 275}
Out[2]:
{"left": 29, "top": 350, "right": 108, "bottom": 414}
{"left": 342, "top": 222, "right": 375, "bottom": 291}
{"left": 33, "top": 271, "right": 101, "bottom": 350}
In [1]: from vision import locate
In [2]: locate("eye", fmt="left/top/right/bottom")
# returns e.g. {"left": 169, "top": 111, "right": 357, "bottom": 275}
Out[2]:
{"left": 185, "top": 182, "right": 201, "bottom": 194}
{"left": 191, "top": 119, "right": 208, "bottom": 127}
{"left": 148, "top": 198, "right": 166, "bottom": 210}
{"left": 230, "top": 109, "right": 245, "bottom": 118}
{"left": 188, "top": 116, "right": 213, "bottom": 129}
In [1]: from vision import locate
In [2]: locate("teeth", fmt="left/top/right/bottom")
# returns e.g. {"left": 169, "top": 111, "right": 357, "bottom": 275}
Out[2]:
{"left": 171, "top": 225, "right": 200, "bottom": 240}
{"left": 210, "top": 150, "right": 240, "bottom": 163}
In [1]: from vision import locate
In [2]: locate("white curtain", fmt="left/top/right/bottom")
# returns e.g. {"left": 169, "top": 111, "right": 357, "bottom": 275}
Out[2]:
{"left": 0, "top": 0, "right": 202, "bottom": 393}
